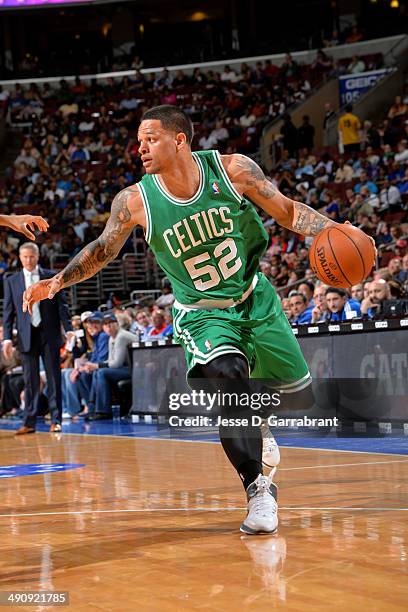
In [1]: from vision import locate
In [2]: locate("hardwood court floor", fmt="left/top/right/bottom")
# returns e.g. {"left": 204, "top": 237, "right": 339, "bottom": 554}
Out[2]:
{"left": 0, "top": 431, "right": 407, "bottom": 611}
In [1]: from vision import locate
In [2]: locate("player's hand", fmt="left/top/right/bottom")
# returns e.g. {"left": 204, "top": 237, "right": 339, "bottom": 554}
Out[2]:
{"left": 344, "top": 220, "right": 377, "bottom": 264}
{"left": 22, "top": 276, "right": 63, "bottom": 315}
{"left": 6, "top": 214, "right": 49, "bottom": 240}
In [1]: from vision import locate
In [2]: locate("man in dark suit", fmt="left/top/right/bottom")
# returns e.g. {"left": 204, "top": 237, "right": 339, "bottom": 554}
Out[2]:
{"left": 2, "top": 242, "right": 73, "bottom": 435}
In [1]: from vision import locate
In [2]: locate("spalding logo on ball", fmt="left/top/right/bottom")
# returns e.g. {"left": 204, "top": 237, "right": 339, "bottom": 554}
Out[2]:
{"left": 309, "top": 224, "right": 375, "bottom": 288}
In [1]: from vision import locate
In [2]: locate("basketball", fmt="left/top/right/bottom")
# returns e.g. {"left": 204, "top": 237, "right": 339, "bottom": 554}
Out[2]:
{"left": 309, "top": 224, "right": 375, "bottom": 288}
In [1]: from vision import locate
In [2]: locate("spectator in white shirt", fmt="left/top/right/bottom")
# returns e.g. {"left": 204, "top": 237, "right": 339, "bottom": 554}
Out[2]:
{"left": 239, "top": 110, "right": 256, "bottom": 127}
{"left": 198, "top": 128, "right": 218, "bottom": 150}
{"left": 209, "top": 120, "right": 229, "bottom": 144}
{"left": 394, "top": 141, "right": 408, "bottom": 164}
{"left": 221, "top": 65, "right": 238, "bottom": 82}
{"left": 380, "top": 179, "right": 402, "bottom": 208}
{"left": 347, "top": 56, "right": 366, "bottom": 74}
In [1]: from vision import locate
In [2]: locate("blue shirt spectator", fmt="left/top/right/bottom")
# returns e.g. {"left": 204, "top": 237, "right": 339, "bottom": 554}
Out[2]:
{"left": 325, "top": 288, "right": 361, "bottom": 321}
{"left": 354, "top": 171, "right": 378, "bottom": 194}
{"left": 289, "top": 292, "right": 313, "bottom": 325}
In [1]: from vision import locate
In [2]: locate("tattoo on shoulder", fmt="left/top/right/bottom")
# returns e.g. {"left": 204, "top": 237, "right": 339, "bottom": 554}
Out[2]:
{"left": 292, "top": 202, "right": 330, "bottom": 235}
{"left": 235, "top": 155, "right": 277, "bottom": 199}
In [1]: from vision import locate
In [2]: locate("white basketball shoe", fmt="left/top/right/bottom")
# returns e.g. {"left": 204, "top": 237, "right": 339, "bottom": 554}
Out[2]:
{"left": 260, "top": 419, "right": 281, "bottom": 468}
{"left": 240, "top": 469, "right": 278, "bottom": 535}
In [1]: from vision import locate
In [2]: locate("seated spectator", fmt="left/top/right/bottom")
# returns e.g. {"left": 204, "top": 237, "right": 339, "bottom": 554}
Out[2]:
{"left": 310, "top": 283, "right": 329, "bottom": 323}
{"left": 155, "top": 277, "right": 174, "bottom": 308}
{"left": 334, "top": 159, "right": 354, "bottom": 183}
{"left": 394, "top": 141, "right": 408, "bottom": 165}
{"left": 62, "top": 312, "right": 109, "bottom": 417}
{"left": 397, "top": 253, "right": 408, "bottom": 284}
{"left": 354, "top": 171, "right": 378, "bottom": 194}
{"left": 289, "top": 292, "right": 313, "bottom": 325}
{"left": 325, "top": 287, "right": 361, "bottom": 321}
{"left": 209, "top": 120, "right": 229, "bottom": 147}
{"left": 162, "top": 307, "right": 173, "bottom": 337}
{"left": 346, "top": 26, "right": 363, "bottom": 44}
{"left": 297, "top": 281, "right": 315, "bottom": 307}
{"left": 351, "top": 284, "right": 364, "bottom": 302}
{"left": 281, "top": 297, "right": 292, "bottom": 320}
{"left": 347, "top": 55, "right": 366, "bottom": 74}
{"left": 379, "top": 178, "right": 402, "bottom": 209}
{"left": 221, "top": 65, "right": 238, "bottom": 82}
{"left": 82, "top": 313, "right": 138, "bottom": 420}
{"left": 130, "top": 309, "right": 153, "bottom": 339}
{"left": 388, "top": 96, "right": 407, "bottom": 120}
{"left": 143, "top": 310, "right": 168, "bottom": 340}
{"left": 361, "top": 279, "right": 391, "bottom": 318}
{"left": 365, "top": 146, "right": 380, "bottom": 168}
{"left": 387, "top": 257, "right": 402, "bottom": 281}
{"left": 360, "top": 185, "right": 380, "bottom": 210}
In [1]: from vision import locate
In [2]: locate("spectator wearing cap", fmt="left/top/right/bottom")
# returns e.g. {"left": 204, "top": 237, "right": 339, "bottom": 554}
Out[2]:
{"left": 81, "top": 313, "right": 138, "bottom": 420}
{"left": 64, "top": 312, "right": 109, "bottom": 418}
{"left": 325, "top": 287, "right": 361, "bottom": 321}
{"left": 289, "top": 292, "right": 313, "bottom": 325}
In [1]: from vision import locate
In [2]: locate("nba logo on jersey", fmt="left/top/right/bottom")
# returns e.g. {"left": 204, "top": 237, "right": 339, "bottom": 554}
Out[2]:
{"left": 211, "top": 181, "right": 220, "bottom": 194}
{"left": 205, "top": 339, "right": 213, "bottom": 351}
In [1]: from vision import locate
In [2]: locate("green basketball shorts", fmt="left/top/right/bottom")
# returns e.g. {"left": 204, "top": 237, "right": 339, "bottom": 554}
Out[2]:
{"left": 172, "top": 273, "right": 311, "bottom": 392}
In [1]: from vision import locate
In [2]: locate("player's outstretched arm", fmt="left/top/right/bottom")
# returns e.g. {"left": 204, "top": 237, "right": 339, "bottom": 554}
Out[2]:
{"left": 22, "top": 186, "right": 144, "bottom": 314}
{"left": 0, "top": 214, "right": 49, "bottom": 240}
{"left": 224, "top": 154, "right": 336, "bottom": 236}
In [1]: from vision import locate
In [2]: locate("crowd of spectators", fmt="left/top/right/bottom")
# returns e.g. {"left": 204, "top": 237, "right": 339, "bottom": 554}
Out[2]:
{"left": 0, "top": 284, "right": 175, "bottom": 422}
{"left": 260, "top": 88, "right": 408, "bottom": 324}
{"left": 0, "top": 54, "right": 407, "bottom": 422}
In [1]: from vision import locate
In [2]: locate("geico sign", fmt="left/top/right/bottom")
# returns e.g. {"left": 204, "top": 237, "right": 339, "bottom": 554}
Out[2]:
{"left": 345, "top": 75, "right": 382, "bottom": 90}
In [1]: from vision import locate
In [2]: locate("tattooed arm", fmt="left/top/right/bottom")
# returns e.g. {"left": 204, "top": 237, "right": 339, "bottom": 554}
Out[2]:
{"left": 222, "top": 154, "right": 336, "bottom": 236}
{"left": 22, "top": 186, "right": 146, "bottom": 314}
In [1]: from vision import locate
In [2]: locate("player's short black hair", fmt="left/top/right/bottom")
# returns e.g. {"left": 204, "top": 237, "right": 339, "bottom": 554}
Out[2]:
{"left": 141, "top": 105, "right": 194, "bottom": 145}
{"left": 325, "top": 287, "right": 347, "bottom": 297}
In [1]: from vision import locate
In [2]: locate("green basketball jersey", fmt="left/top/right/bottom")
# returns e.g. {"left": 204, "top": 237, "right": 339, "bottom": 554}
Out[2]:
{"left": 138, "top": 149, "right": 268, "bottom": 305}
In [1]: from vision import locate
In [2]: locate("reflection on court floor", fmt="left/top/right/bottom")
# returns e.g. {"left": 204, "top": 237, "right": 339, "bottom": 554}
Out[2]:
{"left": 0, "top": 423, "right": 407, "bottom": 610}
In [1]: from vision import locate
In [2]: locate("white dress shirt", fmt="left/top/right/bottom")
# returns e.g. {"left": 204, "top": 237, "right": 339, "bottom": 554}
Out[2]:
{"left": 23, "top": 266, "right": 42, "bottom": 327}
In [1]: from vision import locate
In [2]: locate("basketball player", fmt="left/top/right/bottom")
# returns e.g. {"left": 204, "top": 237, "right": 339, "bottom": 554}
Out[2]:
{"left": 0, "top": 214, "right": 48, "bottom": 239}
{"left": 23, "top": 106, "right": 344, "bottom": 535}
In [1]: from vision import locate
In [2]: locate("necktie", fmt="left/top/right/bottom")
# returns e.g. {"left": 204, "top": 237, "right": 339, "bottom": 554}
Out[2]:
{"left": 29, "top": 273, "right": 42, "bottom": 328}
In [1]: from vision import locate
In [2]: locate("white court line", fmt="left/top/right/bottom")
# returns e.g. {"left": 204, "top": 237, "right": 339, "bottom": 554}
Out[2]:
{"left": 2, "top": 428, "right": 408, "bottom": 457}
{"left": 279, "top": 458, "right": 408, "bottom": 471}
{"left": 0, "top": 507, "right": 407, "bottom": 519}
{"left": 60, "top": 433, "right": 408, "bottom": 457}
